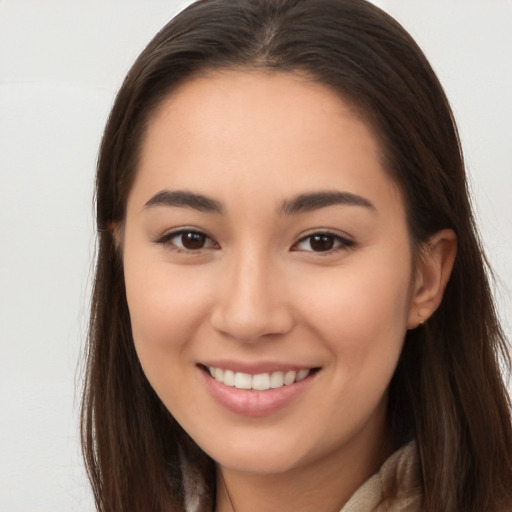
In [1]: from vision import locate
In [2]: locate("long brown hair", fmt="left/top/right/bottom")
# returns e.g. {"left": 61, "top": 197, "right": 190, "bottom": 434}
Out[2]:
{"left": 81, "top": 1, "right": 512, "bottom": 510}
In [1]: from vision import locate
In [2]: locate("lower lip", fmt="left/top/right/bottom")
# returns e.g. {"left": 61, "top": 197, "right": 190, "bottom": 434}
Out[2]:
{"left": 199, "top": 368, "right": 317, "bottom": 417}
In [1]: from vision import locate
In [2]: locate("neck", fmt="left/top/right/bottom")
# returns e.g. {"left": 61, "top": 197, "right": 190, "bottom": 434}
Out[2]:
{"left": 215, "top": 425, "right": 392, "bottom": 512}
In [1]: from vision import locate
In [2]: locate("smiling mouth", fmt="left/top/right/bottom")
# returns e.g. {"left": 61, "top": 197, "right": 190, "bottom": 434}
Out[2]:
{"left": 202, "top": 365, "right": 319, "bottom": 391}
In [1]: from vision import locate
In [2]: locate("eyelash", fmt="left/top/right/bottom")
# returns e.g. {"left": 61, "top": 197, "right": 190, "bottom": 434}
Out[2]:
{"left": 154, "top": 229, "right": 354, "bottom": 254}
{"left": 154, "top": 229, "right": 219, "bottom": 252}
{"left": 292, "top": 231, "right": 355, "bottom": 253}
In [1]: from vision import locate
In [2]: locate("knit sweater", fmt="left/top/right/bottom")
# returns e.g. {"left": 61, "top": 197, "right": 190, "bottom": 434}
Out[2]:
{"left": 340, "top": 441, "right": 422, "bottom": 511}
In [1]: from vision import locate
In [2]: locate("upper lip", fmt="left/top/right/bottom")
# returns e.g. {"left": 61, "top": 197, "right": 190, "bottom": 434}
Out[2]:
{"left": 199, "top": 360, "right": 319, "bottom": 375}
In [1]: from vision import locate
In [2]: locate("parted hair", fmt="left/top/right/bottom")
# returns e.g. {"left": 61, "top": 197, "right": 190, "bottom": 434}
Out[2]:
{"left": 81, "top": 0, "right": 512, "bottom": 511}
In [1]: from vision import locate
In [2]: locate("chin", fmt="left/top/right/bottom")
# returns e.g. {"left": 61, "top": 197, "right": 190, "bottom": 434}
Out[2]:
{"left": 213, "top": 450, "right": 304, "bottom": 476}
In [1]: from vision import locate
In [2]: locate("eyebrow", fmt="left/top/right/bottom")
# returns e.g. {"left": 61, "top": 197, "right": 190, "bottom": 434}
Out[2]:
{"left": 279, "top": 191, "right": 376, "bottom": 215}
{"left": 144, "top": 189, "right": 375, "bottom": 216}
{"left": 144, "top": 190, "right": 223, "bottom": 213}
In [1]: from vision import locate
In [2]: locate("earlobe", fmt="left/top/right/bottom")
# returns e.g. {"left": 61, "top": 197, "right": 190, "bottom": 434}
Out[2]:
{"left": 407, "top": 229, "right": 457, "bottom": 329}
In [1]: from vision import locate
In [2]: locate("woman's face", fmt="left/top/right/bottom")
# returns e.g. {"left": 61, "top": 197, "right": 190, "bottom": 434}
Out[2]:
{"left": 122, "top": 71, "right": 419, "bottom": 478}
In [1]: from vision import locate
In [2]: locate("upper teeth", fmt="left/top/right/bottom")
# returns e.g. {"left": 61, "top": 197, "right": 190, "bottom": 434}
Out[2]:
{"left": 208, "top": 367, "right": 311, "bottom": 391}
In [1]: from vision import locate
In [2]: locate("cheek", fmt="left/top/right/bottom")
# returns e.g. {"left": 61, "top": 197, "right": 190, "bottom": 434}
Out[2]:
{"left": 299, "top": 259, "right": 410, "bottom": 330}
{"left": 124, "top": 244, "right": 207, "bottom": 334}
{"left": 122, "top": 248, "right": 213, "bottom": 386}
{"left": 123, "top": 262, "right": 214, "bottom": 421}
{"left": 304, "top": 270, "right": 410, "bottom": 432}
{"left": 294, "top": 257, "right": 412, "bottom": 377}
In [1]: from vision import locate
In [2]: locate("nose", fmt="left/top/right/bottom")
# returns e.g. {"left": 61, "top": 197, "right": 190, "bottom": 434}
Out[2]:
{"left": 210, "top": 251, "right": 294, "bottom": 343}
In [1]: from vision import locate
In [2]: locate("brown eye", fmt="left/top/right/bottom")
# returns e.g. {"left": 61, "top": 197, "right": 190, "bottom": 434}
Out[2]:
{"left": 155, "top": 229, "right": 217, "bottom": 252}
{"left": 292, "top": 232, "right": 354, "bottom": 253}
{"left": 309, "top": 234, "right": 335, "bottom": 252}
{"left": 181, "top": 231, "right": 207, "bottom": 250}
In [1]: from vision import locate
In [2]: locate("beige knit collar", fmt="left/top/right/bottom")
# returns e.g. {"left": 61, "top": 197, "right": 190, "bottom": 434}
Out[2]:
{"left": 340, "top": 441, "right": 422, "bottom": 512}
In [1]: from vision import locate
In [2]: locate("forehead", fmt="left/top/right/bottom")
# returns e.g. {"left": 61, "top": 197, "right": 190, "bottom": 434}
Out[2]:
{"left": 130, "top": 70, "right": 402, "bottom": 216}
{"left": 144, "top": 70, "right": 372, "bottom": 153}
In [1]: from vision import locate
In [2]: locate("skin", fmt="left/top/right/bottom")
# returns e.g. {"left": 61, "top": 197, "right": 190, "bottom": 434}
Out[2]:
{"left": 120, "top": 71, "right": 456, "bottom": 512}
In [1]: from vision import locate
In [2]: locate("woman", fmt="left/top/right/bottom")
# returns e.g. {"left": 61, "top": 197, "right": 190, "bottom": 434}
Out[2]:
{"left": 81, "top": 0, "right": 512, "bottom": 510}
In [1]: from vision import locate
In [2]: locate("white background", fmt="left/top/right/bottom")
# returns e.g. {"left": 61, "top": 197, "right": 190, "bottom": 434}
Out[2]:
{"left": 1, "top": 1, "right": 510, "bottom": 510}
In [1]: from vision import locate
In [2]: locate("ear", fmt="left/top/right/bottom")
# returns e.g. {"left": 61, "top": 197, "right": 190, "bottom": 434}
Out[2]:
{"left": 407, "top": 229, "right": 457, "bottom": 329}
{"left": 108, "top": 221, "right": 124, "bottom": 253}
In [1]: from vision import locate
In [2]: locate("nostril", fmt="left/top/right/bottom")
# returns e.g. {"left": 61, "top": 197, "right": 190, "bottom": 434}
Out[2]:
{"left": 210, "top": 306, "right": 294, "bottom": 343}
